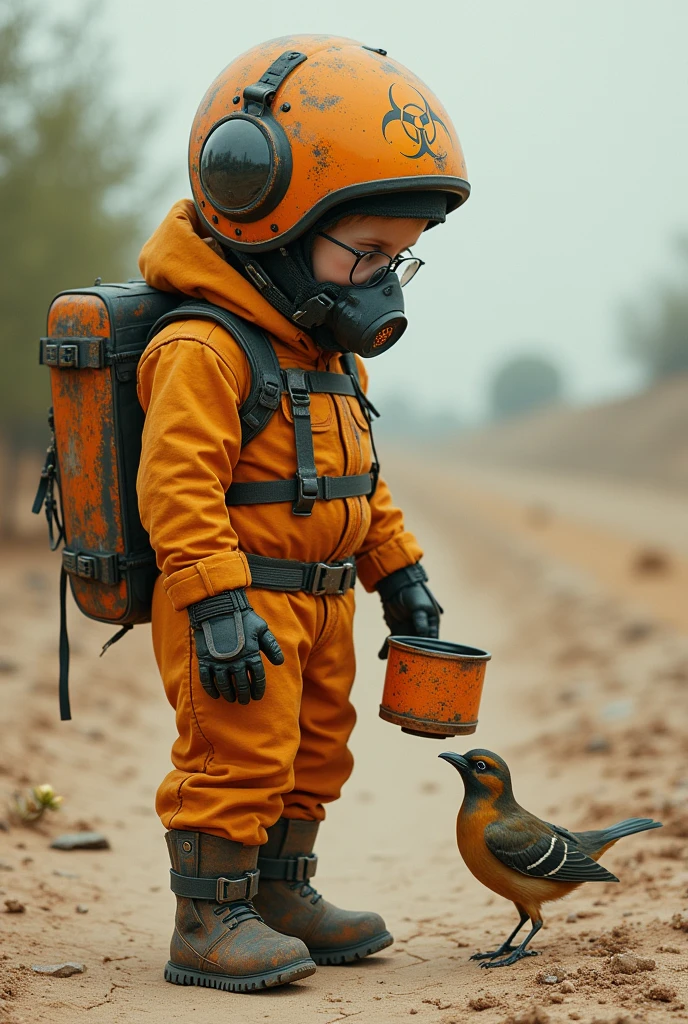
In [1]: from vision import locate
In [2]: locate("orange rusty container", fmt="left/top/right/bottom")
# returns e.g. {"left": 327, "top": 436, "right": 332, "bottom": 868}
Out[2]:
{"left": 380, "top": 636, "right": 491, "bottom": 739}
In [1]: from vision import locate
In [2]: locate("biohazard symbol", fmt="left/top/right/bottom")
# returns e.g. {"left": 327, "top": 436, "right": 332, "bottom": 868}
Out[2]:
{"left": 381, "top": 84, "right": 449, "bottom": 160}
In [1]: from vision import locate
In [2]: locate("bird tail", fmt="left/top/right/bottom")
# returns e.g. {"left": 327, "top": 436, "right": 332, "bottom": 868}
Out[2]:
{"left": 598, "top": 818, "right": 662, "bottom": 844}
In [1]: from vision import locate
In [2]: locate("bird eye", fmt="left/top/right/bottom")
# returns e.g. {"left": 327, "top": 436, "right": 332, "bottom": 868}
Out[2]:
{"left": 475, "top": 761, "right": 487, "bottom": 772}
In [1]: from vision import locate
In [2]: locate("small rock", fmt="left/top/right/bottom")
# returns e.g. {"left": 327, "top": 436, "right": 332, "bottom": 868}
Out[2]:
{"left": 585, "top": 735, "right": 611, "bottom": 754}
{"left": 620, "top": 620, "right": 655, "bottom": 643}
{"left": 0, "top": 862, "right": 15, "bottom": 872}
{"left": 609, "top": 953, "right": 656, "bottom": 974}
{"left": 53, "top": 870, "right": 80, "bottom": 879}
{"left": 502, "top": 1007, "right": 550, "bottom": 1024}
{"left": 632, "top": 548, "right": 671, "bottom": 576}
{"left": 560, "top": 981, "right": 575, "bottom": 993}
{"left": 468, "top": 994, "right": 499, "bottom": 1011}
{"left": 0, "top": 658, "right": 18, "bottom": 675}
{"left": 601, "top": 699, "right": 634, "bottom": 722}
{"left": 646, "top": 983, "right": 676, "bottom": 1002}
{"left": 565, "top": 913, "right": 578, "bottom": 923}
{"left": 0, "top": 819, "right": 10, "bottom": 832}
{"left": 537, "top": 966, "right": 567, "bottom": 984}
{"left": 24, "top": 571, "right": 48, "bottom": 591}
{"left": 4, "top": 899, "right": 25, "bottom": 913}
{"left": 75, "top": 904, "right": 88, "bottom": 914}
{"left": 50, "top": 832, "right": 110, "bottom": 851}
{"left": 31, "top": 962, "right": 85, "bottom": 977}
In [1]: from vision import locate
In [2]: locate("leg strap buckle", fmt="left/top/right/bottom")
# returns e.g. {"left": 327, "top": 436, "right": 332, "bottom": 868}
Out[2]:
{"left": 258, "top": 852, "right": 318, "bottom": 882}
{"left": 216, "top": 869, "right": 259, "bottom": 903}
{"left": 169, "top": 868, "right": 260, "bottom": 903}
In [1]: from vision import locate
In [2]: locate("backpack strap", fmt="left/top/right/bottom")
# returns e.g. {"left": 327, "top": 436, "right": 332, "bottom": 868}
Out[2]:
{"left": 150, "top": 301, "right": 282, "bottom": 447}
{"left": 149, "top": 301, "right": 381, "bottom": 514}
{"left": 339, "top": 351, "right": 381, "bottom": 498}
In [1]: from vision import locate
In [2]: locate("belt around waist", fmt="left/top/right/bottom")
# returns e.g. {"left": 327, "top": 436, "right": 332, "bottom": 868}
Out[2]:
{"left": 246, "top": 554, "right": 356, "bottom": 595}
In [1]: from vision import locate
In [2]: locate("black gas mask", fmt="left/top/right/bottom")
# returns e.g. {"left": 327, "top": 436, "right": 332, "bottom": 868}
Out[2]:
{"left": 232, "top": 191, "right": 448, "bottom": 358}
{"left": 290, "top": 273, "right": 407, "bottom": 358}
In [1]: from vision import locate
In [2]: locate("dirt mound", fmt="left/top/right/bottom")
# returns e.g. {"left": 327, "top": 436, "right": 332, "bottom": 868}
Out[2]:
{"left": 451, "top": 374, "right": 688, "bottom": 491}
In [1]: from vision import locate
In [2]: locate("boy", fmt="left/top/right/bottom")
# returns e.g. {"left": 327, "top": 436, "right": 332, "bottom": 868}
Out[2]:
{"left": 136, "top": 34, "right": 470, "bottom": 992}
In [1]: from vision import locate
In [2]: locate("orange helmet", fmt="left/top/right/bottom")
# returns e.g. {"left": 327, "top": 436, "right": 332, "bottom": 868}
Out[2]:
{"left": 189, "top": 34, "right": 470, "bottom": 251}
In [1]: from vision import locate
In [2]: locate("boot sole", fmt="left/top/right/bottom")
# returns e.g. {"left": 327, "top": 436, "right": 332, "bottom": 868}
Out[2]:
{"left": 310, "top": 930, "right": 394, "bottom": 965}
{"left": 164, "top": 957, "right": 317, "bottom": 992}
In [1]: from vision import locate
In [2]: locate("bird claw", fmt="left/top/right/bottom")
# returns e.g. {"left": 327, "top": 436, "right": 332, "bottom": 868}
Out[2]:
{"left": 470, "top": 946, "right": 517, "bottom": 961}
{"left": 479, "top": 949, "right": 540, "bottom": 968}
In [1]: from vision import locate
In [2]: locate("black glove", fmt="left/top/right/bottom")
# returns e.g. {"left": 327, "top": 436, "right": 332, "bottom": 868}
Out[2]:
{"left": 188, "top": 589, "right": 284, "bottom": 704}
{"left": 376, "top": 562, "right": 443, "bottom": 659}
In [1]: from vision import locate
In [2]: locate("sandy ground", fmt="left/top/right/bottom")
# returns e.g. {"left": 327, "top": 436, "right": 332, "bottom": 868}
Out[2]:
{"left": 1, "top": 453, "right": 687, "bottom": 1024}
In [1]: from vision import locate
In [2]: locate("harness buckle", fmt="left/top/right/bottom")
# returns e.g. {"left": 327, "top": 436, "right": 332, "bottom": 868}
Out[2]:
{"left": 311, "top": 562, "right": 355, "bottom": 596}
{"left": 258, "top": 379, "right": 281, "bottom": 410}
{"left": 286, "top": 374, "right": 311, "bottom": 410}
{"left": 293, "top": 471, "right": 318, "bottom": 516}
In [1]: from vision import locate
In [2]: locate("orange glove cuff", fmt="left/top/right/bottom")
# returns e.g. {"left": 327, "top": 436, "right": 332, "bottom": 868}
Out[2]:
{"left": 163, "top": 550, "right": 252, "bottom": 610}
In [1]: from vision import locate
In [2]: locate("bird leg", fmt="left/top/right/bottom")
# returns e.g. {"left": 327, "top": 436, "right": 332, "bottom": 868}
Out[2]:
{"left": 480, "top": 918, "right": 542, "bottom": 968}
{"left": 470, "top": 911, "right": 529, "bottom": 961}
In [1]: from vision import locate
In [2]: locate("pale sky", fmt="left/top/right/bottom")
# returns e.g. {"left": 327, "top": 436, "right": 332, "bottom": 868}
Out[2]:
{"left": 55, "top": 0, "right": 688, "bottom": 418}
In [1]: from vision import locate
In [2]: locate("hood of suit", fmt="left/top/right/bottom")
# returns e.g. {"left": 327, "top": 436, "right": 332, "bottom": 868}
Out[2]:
{"left": 138, "top": 199, "right": 313, "bottom": 358}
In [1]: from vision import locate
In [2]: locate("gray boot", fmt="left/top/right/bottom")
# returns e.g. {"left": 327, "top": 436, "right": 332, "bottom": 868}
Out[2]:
{"left": 253, "top": 818, "right": 393, "bottom": 965}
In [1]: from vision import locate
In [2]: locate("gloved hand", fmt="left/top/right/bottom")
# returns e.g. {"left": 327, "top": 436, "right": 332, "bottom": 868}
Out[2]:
{"left": 375, "top": 562, "right": 443, "bottom": 659}
{"left": 188, "top": 588, "right": 284, "bottom": 704}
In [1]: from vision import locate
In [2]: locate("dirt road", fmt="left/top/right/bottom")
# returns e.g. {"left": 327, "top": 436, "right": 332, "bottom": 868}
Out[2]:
{"left": 1, "top": 455, "right": 687, "bottom": 1023}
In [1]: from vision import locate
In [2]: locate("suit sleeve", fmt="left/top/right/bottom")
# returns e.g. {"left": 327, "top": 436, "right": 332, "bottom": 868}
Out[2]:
{"left": 352, "top": 358, "right": 424, "bottom": 592}
{"left": 136, "top": 332, "right": 252, "bottom": 611}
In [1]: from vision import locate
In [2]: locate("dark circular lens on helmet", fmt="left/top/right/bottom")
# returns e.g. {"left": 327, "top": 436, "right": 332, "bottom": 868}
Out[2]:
{"left": 200, "top": 118, "right": 272, "bottom": 212}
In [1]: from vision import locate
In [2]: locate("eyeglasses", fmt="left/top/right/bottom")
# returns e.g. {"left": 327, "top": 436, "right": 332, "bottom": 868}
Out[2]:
{"left": 317, "top": 232, "right": 425, "bottom": 288}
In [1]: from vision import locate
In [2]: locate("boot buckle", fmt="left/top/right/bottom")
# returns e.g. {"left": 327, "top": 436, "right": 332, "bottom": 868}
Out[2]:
{"left": 216, "top": 868, "right": 260, "bottom": 903}
{"left": 290, "top": 853, "right": 318, "bottom": 882}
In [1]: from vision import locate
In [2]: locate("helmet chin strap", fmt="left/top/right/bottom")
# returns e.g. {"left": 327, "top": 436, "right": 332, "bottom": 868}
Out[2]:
{"left": 230, "top": 247, "right": 346, "bottom": 352}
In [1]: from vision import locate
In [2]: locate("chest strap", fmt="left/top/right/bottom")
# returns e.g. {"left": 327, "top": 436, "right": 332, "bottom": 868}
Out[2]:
{"left": 227, "top": 363, "right": 374, "bottom": 514}
{"left": 226, "top": 472, "right": 372, "bottom": 508}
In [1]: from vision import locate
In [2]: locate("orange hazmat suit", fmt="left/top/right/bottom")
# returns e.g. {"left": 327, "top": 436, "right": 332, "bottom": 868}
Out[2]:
{"left": 137, "top": 199, "right": 423, "bottom": 845}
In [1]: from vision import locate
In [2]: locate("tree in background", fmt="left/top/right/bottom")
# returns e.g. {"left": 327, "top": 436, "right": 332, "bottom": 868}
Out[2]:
{"left": 0, "top": 1, "right": 157, "bottom": 535}
{"left": 489, "top": 354, "right": 563, "bottom": 420}
{"left": 621, "top": 237, "right": 688, "bottom": 382}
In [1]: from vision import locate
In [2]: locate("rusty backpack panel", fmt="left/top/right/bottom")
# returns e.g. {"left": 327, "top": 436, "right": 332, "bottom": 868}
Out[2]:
{"left": 33, "top": 283, "right": 183, "bottom": 718}
{"left": 37, "top": 283, "right": 181, "bottom": 626}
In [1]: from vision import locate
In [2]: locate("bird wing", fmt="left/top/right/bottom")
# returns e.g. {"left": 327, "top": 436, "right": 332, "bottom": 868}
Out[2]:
{"left": 485, "top": 820, "right": 619, "bottom": 883}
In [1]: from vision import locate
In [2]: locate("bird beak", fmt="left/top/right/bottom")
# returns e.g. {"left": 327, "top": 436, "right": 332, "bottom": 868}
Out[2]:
{"left": 438, "top": 751, "right": 471, "bottom": 773}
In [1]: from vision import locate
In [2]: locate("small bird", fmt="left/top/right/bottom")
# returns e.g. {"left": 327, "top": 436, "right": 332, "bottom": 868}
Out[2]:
{"left": 439, "top": 748, "right": 662, "bottom": 968}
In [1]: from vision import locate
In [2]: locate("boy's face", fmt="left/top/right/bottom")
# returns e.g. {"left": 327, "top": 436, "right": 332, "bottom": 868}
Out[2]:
{"left": 311, "top": 215, "right": 428, "bottom": 286}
